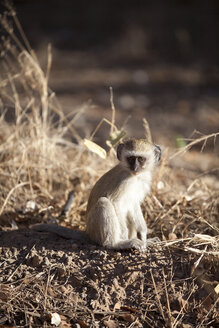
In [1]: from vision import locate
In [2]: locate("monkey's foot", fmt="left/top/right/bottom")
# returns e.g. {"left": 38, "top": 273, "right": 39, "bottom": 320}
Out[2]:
{"left": 113, "top": 238, "right": 146, "bottom": 251}
{"left": 129, "top": 238, "right": 146, "bottom": 252}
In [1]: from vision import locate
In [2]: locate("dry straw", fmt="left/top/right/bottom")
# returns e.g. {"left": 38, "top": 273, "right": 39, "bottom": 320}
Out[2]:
{"left": 0, "top": 0, "right": 218, "bottom": 250}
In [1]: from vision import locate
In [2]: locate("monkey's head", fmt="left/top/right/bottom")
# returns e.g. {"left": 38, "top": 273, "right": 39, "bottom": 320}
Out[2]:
{"left": 117, "top": 138, "right": 162, "bottom": 174}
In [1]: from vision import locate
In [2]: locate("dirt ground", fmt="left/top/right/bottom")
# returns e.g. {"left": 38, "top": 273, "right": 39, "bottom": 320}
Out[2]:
{"left": 0, "top": 214, "right": 218, "bottom": 328}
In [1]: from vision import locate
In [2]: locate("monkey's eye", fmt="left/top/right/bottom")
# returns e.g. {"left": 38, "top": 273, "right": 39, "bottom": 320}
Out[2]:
{"left": 137, "top": 156, "right": 146, "bottom": 164}
{"left": 127, "top": 156, "right": 136, "bottom": 165}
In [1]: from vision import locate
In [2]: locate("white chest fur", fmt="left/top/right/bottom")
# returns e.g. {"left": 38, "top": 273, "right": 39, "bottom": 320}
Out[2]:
{"left": 116, "top": 171, "right": 152, "bottom": 211}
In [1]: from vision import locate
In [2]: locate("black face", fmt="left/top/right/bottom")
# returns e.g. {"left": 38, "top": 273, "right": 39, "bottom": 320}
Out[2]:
{"left": 127, "top": 156, "right": 146, "bottom": 172}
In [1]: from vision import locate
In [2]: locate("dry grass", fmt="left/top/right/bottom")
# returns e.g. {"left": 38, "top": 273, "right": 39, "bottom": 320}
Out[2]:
{"left": 0, "top": 5, "right": 114, "bottom": 219}
{"left": 0, "top": 6, "right": 218, "bottom": 328}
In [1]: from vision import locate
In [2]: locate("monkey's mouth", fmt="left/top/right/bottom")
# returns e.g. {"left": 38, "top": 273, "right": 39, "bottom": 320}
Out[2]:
{"left": 126, "top": 166, "right": 141, "bottom": 175}
{"left": 131, "top": 170, "right": 141, "bottom": 175}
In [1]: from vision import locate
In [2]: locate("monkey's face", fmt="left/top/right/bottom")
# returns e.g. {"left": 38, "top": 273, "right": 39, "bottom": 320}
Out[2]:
{"left": 126, "top": 155, "right": 146, "bottom": 174}
{"left": 117, "top": 138, "right": 162, "bottom": 175}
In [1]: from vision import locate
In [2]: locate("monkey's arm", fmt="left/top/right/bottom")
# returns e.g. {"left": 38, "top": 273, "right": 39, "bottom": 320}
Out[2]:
{"left": 131, "top": 204, "right": 147, "bottom": 243}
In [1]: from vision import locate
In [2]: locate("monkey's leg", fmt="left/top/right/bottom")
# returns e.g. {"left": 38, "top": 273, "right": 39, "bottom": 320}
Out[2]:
{"left": 130, "top": 204, "right": 147, "bottom": 245}
{"left": 86, "top": 197, "right": 121, "bottom": 247}
{"left": 86, "top": 197, "right": 146, "bottom": 251}
{"left": 115, "top": 237, "right": 146, "bottom": 251}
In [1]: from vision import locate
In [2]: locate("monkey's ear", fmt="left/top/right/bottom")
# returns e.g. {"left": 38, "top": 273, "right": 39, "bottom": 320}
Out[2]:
{"left": 154, "top": 144, "right": 162, "bottom": 162}
{"left": 117, "top": 143, "right": 124, "bottom": 161}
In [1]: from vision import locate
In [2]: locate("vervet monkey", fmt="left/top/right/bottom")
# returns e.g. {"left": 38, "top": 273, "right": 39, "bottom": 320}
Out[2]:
{"left": 32, "top": 138, "right": 161, "bottom": 252}
{"left": 86, "top": 138, "right": 161, "bottom": 251}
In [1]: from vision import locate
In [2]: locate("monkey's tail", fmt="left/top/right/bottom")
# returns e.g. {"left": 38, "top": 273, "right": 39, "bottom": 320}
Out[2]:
{"left": 31, "top": 223, "right": 90, "bottom": 242}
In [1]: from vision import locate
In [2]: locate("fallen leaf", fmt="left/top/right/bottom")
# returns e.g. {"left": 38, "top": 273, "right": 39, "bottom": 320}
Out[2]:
{"left": 168, "top": 232, "right": 177, "bottom": 240}
{"left": 176, "top": 136, "right": 187, "bottom": 148}
{"left": 51, "top": 313, "right": 61, "bottom": 327}
{"left": 214, "top": 284, "right": 219, "bottom": 294}
{"left": 121, "top": 306, "right": 137, "bottom": 313}
{"left": 0, "top": 285, "right": 10, "bottom": 301}
{"left": 77, "top": 319, "right": 89, "bottom": 328}
{"left": 59, "top": 315, "right": 71, "bottom": 328}
{"left": 83, "top": 139, "right": 106, "bottom": 159}
{"left": 60, "top": 323, "right": 71, "bottom": 328}
{"left": 24, "top": 200, "right": 38, "bottom": 212}
{"left": 178, "top": 296, "right": 188, "bottom": 313}
{"left": 47, "top": 286, "right": 56, "bottom": 297}
{"left": 103, "top": 320, "right": 118, "bottom": 328}
{"left": 182, "top": 196, "right": 187, "bottom": 207}
{"left": 157, "top": 180, "right": 164, "bottom": 190}
{"left": 120, "top": 313, "right": 135, "bottom": 323}
{"left": 0, "top": 292, "right": 8, "bottom": 301}
{"left": 59, "top": 285, "right": 68, "bottom": 294}
{"left": 202, "top": 295, "right": 213, "bottom": 312}
{"left": 107, "top": 130, "right": 126, "bottom": 147}
{"left": 113, "top": 302, "right": 121, "bottom": 311}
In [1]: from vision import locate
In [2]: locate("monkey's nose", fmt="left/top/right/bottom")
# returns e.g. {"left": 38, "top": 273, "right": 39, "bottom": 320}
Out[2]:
{"left": 133, "top": 164, "right": 141, "bottom": 172}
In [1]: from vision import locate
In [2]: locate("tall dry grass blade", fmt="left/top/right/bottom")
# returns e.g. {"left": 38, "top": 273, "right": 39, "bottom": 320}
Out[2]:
{"left": 90, "top": 117, "right": 118, "bottom": 141}
{"left": 150, "top": 269, "right": 166, "bottom": 323}
{"left": 0, "top": 182, "right": 30, "bottom": 216}
{"left": 142, "top": 117, "right": 152, "bottom": 143}
{"left": 162, "top": 268, "right": 173, "bottom": 328}
{"left": 172, "top": 285, "right": 197, "bottom": 328}
{"left": 170, "top": 132, "right": 219, "bottom": 160}
{"left": 109, "top": 86, "right": 116, "bottom": 135}
{"left": 5, "top": 0, "right": 38, "bottom": 62}
{"left": 46, "top": 43, "right": 52, "bottom": 84}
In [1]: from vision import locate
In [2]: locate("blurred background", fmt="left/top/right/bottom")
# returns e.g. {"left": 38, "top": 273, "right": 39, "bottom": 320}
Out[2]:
{"left": 2, "top": 0, "right": 219, "bottom": 147}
